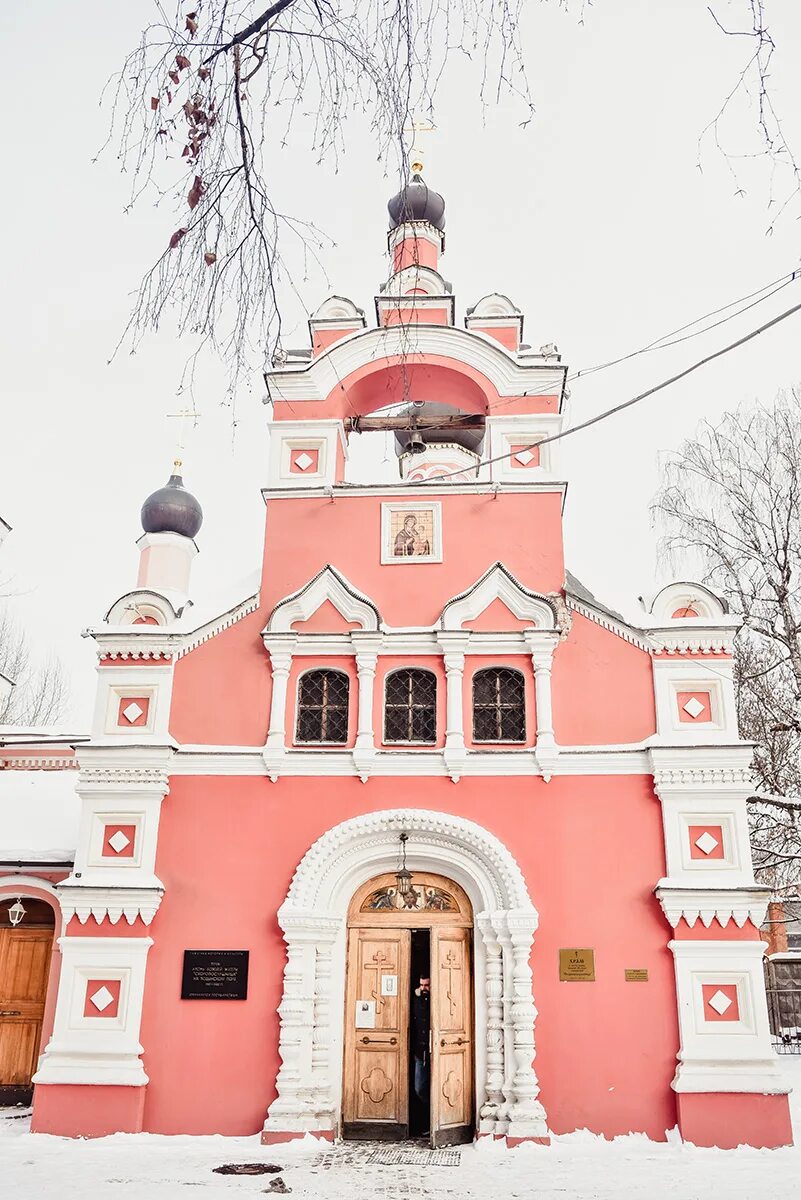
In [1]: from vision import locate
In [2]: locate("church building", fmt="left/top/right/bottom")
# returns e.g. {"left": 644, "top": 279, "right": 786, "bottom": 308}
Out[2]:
{"left": 0, "top": 173, "right": 792, "bottom": 1150}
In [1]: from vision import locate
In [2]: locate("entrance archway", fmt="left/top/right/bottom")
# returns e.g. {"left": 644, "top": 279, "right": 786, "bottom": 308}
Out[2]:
{"left": 262, "top": 809, "right": 548, "bottom": 1145}
{"left": 344, "top": 871, "right": 474, "bottom": 1146}
{"left": 0, "top": 879, "right": 61, "bottom": 1105}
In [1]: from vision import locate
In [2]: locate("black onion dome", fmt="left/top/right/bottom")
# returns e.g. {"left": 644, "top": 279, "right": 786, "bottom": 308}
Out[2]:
{"left": 140, "top": 468, "right": 203, "bottom": 539}
{"left": 388, "top": 173, "right": 445, "bottom": 232}
{"left": 394, "top": 402, "right": 484, "bottom": 455}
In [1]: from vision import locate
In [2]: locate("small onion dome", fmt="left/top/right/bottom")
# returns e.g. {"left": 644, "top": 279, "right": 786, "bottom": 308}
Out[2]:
{"left": 388, "top": 173, "right": 445, "bottom": 232}
{"left": 394, "top": 402, "right": 484, "bottom": 456}
{"left": 140, "top": 464, "right": 203, "bottom": 539}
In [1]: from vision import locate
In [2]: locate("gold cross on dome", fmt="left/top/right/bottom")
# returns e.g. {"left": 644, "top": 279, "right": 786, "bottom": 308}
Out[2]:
{"left": 166, "top": 407, "right": 202, "bottom": 464}
{"left": 403, "top": 115, "right": 437, "bottom": 175}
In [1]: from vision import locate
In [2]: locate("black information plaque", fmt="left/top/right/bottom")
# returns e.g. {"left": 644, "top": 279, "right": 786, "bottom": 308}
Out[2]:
{"left": 181, "top": 950, "right": 249, "bottom": 1000}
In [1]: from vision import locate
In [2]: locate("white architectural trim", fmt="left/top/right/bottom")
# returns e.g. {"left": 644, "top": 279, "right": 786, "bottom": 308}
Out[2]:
{"left": 34, "top": 935, "right": 153, "bottom": 1087}
{"left": 264, "top": 325, "right": 567, "bottom": 405}
{"left": 264, "top": 566, "right": 380, "bottom": 634}
{"left": 565, "top": 596, "right": 652, "bottom": 650}
{"left": 0, "top": 875, "right": 65, "bottom": 934}
{"left": 668, "top": 939, "right": 788, "bottom": 1095}
{"left": 57, "top": 885, "right": 164, "bottom": 927}
{"left": 656, "top": 886, "right": 770, "bottom": 930}
{"left": 105, "top": 589, "right": 181, "bottom": 627}
{"left": 177, "top": 592, "right": 260, "bottom": 658}
{"left": 441, "top": 563, "right": 558, "bottom": 631}
{"left": 380, "top": 265, "right": 450, "bottom": 297}
{"left": 264, "top": 809, "right": 547, "bottom": 1142}
{"left": 647, "top": 582, "right": 729, "bottom": 622}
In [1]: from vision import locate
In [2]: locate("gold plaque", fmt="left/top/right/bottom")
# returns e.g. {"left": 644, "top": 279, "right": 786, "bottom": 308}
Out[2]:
{"left": 625, "top": 969, "right": 649, "bottom": 982}
{"left": 559, "top": 948, "right": 595, "bottom": 982}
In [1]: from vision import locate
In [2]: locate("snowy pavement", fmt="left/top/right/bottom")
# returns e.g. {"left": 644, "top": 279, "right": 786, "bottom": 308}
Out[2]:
{"left": 3, "top": 1061, "right": 801, "bottom": 1200}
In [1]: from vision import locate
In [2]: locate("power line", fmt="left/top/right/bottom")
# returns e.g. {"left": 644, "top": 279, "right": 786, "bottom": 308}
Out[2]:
{"left": 433, "top": 290, "right": 801, "bottom": 480}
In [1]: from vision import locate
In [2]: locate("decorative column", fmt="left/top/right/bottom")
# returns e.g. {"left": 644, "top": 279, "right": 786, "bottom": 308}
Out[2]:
{"left": 503, "top": 909, "right": 549, "bottom": 1144}
{"left": 263, "top": 639, "right": 295, "bottom": 782}
{"left": 263, "top": 912, "right": 324, "bottom": 1139}
{"left": 437, "top": 632, "right": 470, "bottom": 782}
{"left": 352, "top": 633, "right": 382, "bottom": 782}
{"left": 525, "top": 632, "right": 559, "bottom": 782}
{"left": 477, "top": 914, "right": 506, "bottom": 1136}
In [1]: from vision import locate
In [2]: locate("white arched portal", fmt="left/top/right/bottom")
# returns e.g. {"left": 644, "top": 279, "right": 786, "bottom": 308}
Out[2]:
{"left": 262, "top": 809, "right": 548, "bottom": 1143}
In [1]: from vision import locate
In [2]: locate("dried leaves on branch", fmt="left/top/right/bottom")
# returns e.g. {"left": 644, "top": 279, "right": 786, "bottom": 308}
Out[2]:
{"left": 104, "top": 0, "right": 533, "bottom": 391}
{"left": 654, "top": 389, "right": 801, "bottom": 886}
{"left": 0, "top": 610, "right": 68, "bottom": 727}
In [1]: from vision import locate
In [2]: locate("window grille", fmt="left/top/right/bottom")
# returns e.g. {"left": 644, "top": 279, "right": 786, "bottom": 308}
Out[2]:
{"left": 384, "top": 669, "right": 437, "bottom": 744}
{"left": 296, "top": 669, "right": 349, "bottom": 744}
{"left": 472, "top": 667, "right": 526, "bottom": 743}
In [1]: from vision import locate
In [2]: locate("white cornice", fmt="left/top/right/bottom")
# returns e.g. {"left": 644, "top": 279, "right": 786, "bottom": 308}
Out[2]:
{"left": 264, "top": 324, "right": 567, "bottom": 404}
{"left": 656, "top": 885, "right": 771, "bottom": 930}
{"left": 261, "top": 481, "right": 568, "bottom": 502}
{"left": 177, "top": 592, "right": 260, "bottom": 658}
{"left": 57, "top": 884, "right": 164, "bottom": 926}
{"left": 648, "top": 626, "right": 737, "bottom": 655}
{"left": 565, "top": 596, "right": 652, "bottom": 651}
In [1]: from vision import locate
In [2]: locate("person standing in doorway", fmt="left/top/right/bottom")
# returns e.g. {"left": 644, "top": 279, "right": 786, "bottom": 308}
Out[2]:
{"left": 411, "top": 974, "right": 431, "bottom": 1111}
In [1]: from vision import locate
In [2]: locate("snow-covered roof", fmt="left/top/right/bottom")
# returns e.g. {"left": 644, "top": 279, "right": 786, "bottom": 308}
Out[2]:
{"left": 0, "top": 767, "right": 80, "bottom": 864}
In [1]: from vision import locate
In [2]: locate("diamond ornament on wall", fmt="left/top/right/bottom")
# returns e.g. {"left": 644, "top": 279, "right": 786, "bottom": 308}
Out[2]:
{"left": 108, "top": 829, "right": 131, "bottom": 854}
{"left": 89, "top": 985, "right": 115, "bottom": 1012}
{"left": 514, "top": 449, "right": 536, "bottom": 465}
{"left": 694, "top": 831, "right": 720, "bottom": 856}
{"left": 682, "top": 696, "right": 706, "bottom": 719}
{"left": 122, "top": 701, "right": 144, "bottom": 723}
{"left": 707, "top": 988, "right": 733, "bottom": 1016}
{"left": 294, "top": 452, "right": 314, "bottom": 471}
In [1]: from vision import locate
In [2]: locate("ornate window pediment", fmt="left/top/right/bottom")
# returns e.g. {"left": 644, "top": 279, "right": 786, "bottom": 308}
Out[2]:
{"left": 264, "top": 566, "right": 380, "bottom": 634}
{"left": 441, "top": 563, "right": 557, "bottom": 631}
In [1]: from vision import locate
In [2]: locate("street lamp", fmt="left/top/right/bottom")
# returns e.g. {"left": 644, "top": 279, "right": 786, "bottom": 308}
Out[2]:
{"left": 395, "top": 832, "right": 413, "bottom": 899}
{"left": 8, "top": 897, "right": 26, "bottom": 927}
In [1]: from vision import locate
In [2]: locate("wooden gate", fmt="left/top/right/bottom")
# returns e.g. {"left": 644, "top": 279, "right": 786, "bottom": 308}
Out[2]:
{"left": 0, "top": 926, "right": 54, "bottom": 1102}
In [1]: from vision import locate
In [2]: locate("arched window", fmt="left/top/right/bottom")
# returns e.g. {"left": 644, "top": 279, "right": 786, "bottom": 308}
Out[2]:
{"left": 472, "top": 667, "right": 526, "bottom": 743}
{"left": 296, "top": 669, "right": 349, "bottom": 744}
{"left": 384, "top": 669, "right": 437, "bottom": 744}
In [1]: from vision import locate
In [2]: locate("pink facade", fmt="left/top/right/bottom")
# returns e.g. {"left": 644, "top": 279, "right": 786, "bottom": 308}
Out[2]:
{"left": 15, "top": 182, "right": 791, "bottom": 1149}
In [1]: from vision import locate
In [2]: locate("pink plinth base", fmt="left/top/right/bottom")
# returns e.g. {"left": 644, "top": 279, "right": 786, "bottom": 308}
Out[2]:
{"left": 31, "top": 1084, "right": 146, "bottom": 1138}
{"left": 676, "top": 1092, "right": 793, "bottom": 1149}
{"left": 506, "top": 1135, "right": 551, "bottom": 1148}
{"left": 261, "top": 1129, "right": 335, "bottom": 1145}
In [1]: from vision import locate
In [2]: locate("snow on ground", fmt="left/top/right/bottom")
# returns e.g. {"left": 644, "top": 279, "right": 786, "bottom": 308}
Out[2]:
{"left": 3, "top": 1059, "right": 801, "bottom": 1200}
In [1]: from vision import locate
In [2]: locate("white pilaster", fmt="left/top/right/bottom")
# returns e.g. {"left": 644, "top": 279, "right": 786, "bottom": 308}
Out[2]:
{"left": 526, "top": 633, "right": 559, "bottom": 781}
{"left": 437, "top": 632, "right": 469, "bottom": 782}
{"left": 477, "top": 914, "right": 505, "bottom": 1136}
{"left": 263, "top": 640, "right": 295, "bottom": 782}
{"left": 352, "top": 634, "right": 381, "bottom": 781}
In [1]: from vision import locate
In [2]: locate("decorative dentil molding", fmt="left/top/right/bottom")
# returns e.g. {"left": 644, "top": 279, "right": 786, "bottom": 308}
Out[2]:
{"left": 656, "top": 885, "right": 770, "bottom": 930}
{"left": 58, "top": 885, "right": 164, "bottom": 927}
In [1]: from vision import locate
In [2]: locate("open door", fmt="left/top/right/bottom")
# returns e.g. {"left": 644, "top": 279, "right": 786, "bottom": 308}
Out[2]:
{"left": 431, "top": 925, "right": 473, "bottom": 1147}
{"left": 343, "top": 926, "right": 411, "bottom": 1140}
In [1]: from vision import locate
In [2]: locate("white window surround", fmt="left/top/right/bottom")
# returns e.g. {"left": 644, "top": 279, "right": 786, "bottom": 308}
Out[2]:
{"left": 33, "top": 935, "right": 153, "bottom": 1087}
{"left": 262, "top": 808, "right": 548, "bottom": 1144}
{"left": 668, "top": 939, "right": 787, "bottom": 1095}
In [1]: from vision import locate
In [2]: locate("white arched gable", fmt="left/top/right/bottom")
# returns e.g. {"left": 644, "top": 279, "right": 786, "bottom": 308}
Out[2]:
{"left": 440, "top": 563, "right": 558, "bottom": 631}
{"left": 264, "top": 565, "right": 381, "bottom": 633}
{"left": 105, "top": 589, "right": 179, "bottom": 627}
{"left": 648, "top": 581, "right": 729, "bottom": 622}
{"left": 310, "top": 295, "right": 365, "bottom": 323}
{"left": 468, "top": 293, "right": 521, "bottom": 319}
{"left": 382, "top": 265, "right": 450, "bottom": 298}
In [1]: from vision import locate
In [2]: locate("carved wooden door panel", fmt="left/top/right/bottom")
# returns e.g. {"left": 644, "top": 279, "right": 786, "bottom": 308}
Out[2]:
{"left": 343, "top": 927, "right": 410, "bottom": 1140}
{"left": 431, "top": 926, "right": 473, "bottom": 1147}
{"left": 0, "top": 928, "right": 53, "bottom": 1098}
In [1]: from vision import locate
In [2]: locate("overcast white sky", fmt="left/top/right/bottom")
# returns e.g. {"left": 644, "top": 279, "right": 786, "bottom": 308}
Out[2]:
{"left": 2, "top": 1, "right": 801, "bottom": 727}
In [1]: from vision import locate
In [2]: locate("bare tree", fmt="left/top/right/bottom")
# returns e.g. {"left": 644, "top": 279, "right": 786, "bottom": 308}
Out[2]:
{"left": 104, "top": 2, "right": 800, "bottom": 395}
{"left": 104, "top": 0, "right": 534, "bottom": 395}
{"left": 0, "top": 610, "right": 69, "bottom": 727}
{"left": 653, "top": 388, "right": 801, "bottom": 888}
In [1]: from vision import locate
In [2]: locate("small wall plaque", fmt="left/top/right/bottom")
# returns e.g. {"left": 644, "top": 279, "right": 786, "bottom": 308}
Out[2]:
{"left": 381, "top": 974, "right": 398, "bottom": 996}
{"left": 181, "top": 950, "right": 249, "bottom": 1000}
{"left": 355, "top": 999, "right": 376, "bottom": 1029}
{"left": 559, "top": 948, "right": 595, "bottom": 982}
{"left": 625, "top": 968, "right": 649, "bottom": 982}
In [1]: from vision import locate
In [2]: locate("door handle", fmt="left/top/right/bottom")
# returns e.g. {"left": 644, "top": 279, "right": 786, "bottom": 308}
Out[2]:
{"left": 0, "top": 1010, "right": 22, "bottom": 1017}
{"left": 360, "top": 1036, "right": 398, "bottom": 1045}
{"left": 440, "top": 1037, "right": 469, "bottom": 1047}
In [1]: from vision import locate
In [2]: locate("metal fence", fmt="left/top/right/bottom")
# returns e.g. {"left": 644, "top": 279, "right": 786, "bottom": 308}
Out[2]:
{"left": 765, "top": 988, "right": 801, "bottom": 1054}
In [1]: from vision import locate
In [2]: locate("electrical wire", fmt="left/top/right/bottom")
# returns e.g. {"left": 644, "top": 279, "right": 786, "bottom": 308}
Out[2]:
{"left": 430, "top": 290, "right": 801, "bottom": 481}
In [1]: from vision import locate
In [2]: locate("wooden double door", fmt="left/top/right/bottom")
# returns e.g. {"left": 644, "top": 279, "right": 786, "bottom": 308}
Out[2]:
{"left": 0, "top": 925, "right": 54, "bottom": 1103}
{"left": 343, "top": 875, "right": 473, "bottom": 1146}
